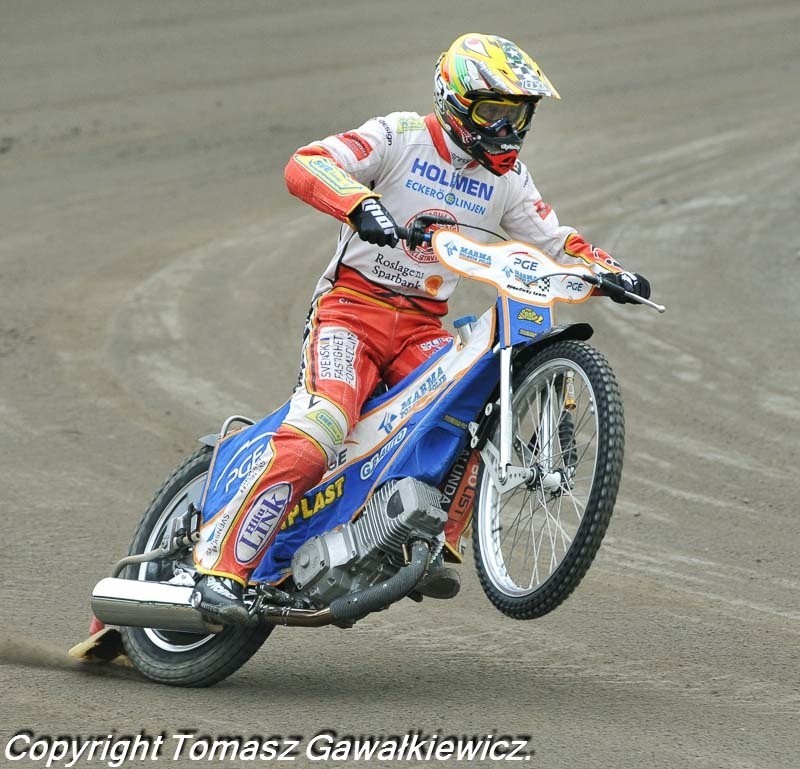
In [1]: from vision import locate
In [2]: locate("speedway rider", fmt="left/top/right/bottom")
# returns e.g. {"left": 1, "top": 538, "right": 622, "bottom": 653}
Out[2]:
{"left": 191, "top": 33, "right": 651, "bottom": 624}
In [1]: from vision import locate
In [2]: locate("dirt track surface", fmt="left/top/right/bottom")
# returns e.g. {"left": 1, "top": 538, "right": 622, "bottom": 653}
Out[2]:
{"left": 1, "top": 1, "right": 798, "bottom": 767}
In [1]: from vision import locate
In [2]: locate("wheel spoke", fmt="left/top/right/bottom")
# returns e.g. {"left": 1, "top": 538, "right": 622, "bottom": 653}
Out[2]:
{"left": 476, "top": 348, "right": 618, "bottom": 606}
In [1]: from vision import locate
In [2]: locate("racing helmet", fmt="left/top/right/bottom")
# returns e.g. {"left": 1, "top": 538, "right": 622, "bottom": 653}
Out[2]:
{"left": 433, "top": 33, "right": 560, "bottom": 175}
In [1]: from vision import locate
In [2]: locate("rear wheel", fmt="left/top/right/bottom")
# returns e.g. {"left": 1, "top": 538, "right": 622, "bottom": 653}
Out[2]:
{"left": 120, "top": 445, "right": 272, "bottom": 687}
{"left": 473, "top": 341, "right": 624, "bottom": 619}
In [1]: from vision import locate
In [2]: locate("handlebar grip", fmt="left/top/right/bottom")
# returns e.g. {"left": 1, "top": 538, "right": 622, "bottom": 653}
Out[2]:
{"left": 416, "top": 214, "right": 456, "bottom": 227}
{"left": 597, "top": 275, "right": 627, "bottom": 300}
{"left": 397, "top": 225, "right": 432, "bottom": 250}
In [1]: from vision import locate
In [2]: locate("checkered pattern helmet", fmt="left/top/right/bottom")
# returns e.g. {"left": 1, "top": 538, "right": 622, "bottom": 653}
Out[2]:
{"left": 433, "top": 34, "right": 560, "bottom": 175}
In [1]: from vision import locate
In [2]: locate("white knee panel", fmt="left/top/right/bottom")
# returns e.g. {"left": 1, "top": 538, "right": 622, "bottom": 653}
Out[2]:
{"left": 283, "top": 389, "right": 350, "bottom": 465}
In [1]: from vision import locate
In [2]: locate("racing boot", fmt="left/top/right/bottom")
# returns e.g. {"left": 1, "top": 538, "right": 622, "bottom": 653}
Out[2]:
{"left": 190, "top": 575, "right": 252, "bottom": 625}
{"left": 414, "top": 553, "right": 461, "bottom": 600}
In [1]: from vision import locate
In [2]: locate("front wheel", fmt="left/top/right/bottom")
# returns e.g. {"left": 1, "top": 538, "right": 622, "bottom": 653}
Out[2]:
{"left": 473, "top": 341, "right": 624, "bottom": 619}
{"left": 120, "top": 445, "right": 272, "bottom": 687}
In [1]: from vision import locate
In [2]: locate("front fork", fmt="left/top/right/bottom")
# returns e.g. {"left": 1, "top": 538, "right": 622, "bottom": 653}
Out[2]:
{"left": 498, "top": 346, "right": 514, "bottom": 482}
{"left": 470, "top": 346, "right": 571, "bottom": 495}
{"left": 470, "top": 346, "right": 533, "bottom": 493}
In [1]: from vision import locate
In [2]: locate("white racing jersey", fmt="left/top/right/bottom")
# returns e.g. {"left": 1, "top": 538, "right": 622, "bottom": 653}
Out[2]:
{"left": 285, "top": 112, "right": 616, "bottom": 315}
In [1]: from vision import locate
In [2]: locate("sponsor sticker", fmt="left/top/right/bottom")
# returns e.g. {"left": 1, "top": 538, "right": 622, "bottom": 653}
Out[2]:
{"left": 202, "top": 511, "right": 232, "bottom": 558}
{"left": 372, "top": 253, "right": 424, "bottom": 290}
{"left": 419, "top": 336, "right": 450, "bottom": 352}
{"left": 424, "top": 275, "right": 443, "bottom": 296}
{"left": 400, "top": 366, "right": 447, "bottom": 417}
{"left": 213, "top": 431, "right": 274, "bottom": 495}
{"left": 308, "top": 409, "right": 345, "bottom": 445}
{"left": 336, "top": 131, "right": 372, "bottom": 161}
{"left": 404, "top": 158, "right": 494, "bottom": 215}
{"left": 281, "top": 476, "right": 346, "bottom": 529}
{"left": 457, "top": 245, "right": 492, "bottom": 267}
{"left": 517, "top": 307, "right": 544, "bottom": 324}
{"left": 443, "top": 414, "right": 468, "bottom": 430}
{"left": 327, "top": 448, "right": 348, "bottom": 471}
{"left": 409, "top": 159, "right": 494, "bottom": 201}
{"left": 316, "top": 327, "right": 358, "bottom": 386}
{"left": 533, "top": 198, "right": 553, "bottom": 220}
{"left": 397, "top": 116, "right": 425, "bottom": 133}
{"left": 360, "top": 427, "right": 408, "bottom": 480}
{"left": 235, "top": 483, "right": 292, "bottom": 564}
{"left": 563, "top": 278, "right": 586, "bottom": 294}
{"left": 294, "top": 155, "right": 367, "bottom": 196}
{"left": 503, "top": 255, "right": 550, "bottom": 296}
{"left": 442, "top": 449, "right": 481, "bottom": 549}
{"left": 379, "top": 412, "right": 398, "bottom": 435}
{"left": 377, "top": 118, "right": 393, "bottom": 145}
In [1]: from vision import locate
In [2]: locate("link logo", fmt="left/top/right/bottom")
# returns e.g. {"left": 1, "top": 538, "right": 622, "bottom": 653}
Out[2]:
{"left": 235, "top": 483, "right": 292, "bottom": 564}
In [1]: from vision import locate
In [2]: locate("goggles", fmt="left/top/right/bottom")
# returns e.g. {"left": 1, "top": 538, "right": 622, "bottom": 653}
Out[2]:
{"left": 469, "top": 98, "right": 538, "bottom": 133}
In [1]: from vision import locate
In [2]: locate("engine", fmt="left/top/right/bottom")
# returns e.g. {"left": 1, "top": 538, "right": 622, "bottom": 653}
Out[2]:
{"left": 290, "top": 477, "right": 447, "bottom": 607}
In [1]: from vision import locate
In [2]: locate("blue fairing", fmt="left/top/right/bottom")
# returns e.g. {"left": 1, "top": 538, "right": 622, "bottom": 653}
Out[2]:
{"left": 200, "top": 402, "right": 290, "bottom": 518}
{"left": 199, "top": 334, "right": 501, "bottom": 584}
{"left": 377, "top": 350, "right": 498, "bottom": 486}
{"left": 252, "top": 348, "right": 498, "bottom": 582}
{"left": 360, "top": 339, "right": 455, "bottom": 412}
{"left": 500, "top": 295, "right": 553, "bottom": 344}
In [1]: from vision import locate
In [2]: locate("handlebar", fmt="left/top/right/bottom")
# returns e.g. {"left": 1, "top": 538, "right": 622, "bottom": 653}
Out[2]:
{"left": 397, "top": 214, "right": 455, "bottom": 250}
{"left": 396, "top": 214, "right": 665, "bottom": 313}
{"left": 584, "top": 274, "right": 665, "bottom": 312}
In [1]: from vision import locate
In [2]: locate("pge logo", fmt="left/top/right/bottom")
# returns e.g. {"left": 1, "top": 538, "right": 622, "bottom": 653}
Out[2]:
{"left": 214, "top": 431, "right": 274, "bottom": 495}
{"left": 512, "top": 256, "right": 539, "bottom": 272}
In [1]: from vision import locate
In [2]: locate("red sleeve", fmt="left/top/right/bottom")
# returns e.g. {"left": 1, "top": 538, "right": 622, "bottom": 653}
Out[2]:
{"left": 284, "top": 145, "right": 376, "bottom": 223}
{"left": 564, "top": 232, "right": 623, "bottom": 273}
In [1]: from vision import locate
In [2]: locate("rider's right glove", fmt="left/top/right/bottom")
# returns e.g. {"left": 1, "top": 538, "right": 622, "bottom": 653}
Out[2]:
{"left": 602, "top": 271, "right": 651, "bottom": 304}
{"left": 349, "top": 197, "right": 400, "bottom": 247}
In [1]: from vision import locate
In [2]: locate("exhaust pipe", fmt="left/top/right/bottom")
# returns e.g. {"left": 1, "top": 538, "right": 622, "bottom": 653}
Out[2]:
{"left": 91, "top": 578, "right": 222, "bottom": 634}
{"left": 91, "top": 578, "right": 337, "bottom": 632}
{"left": 91, "top": 574, "right": 414, "bottom": 633}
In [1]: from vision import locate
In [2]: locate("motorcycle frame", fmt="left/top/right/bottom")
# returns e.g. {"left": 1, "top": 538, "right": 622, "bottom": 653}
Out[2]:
{"left": 198, "top": 253, "right": 595, "bottom": 585}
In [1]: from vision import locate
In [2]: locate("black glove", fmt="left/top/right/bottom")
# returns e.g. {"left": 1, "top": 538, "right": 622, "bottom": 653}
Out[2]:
{"left": 349, "top": 198, "right": 400, "bottom": 247}
{"left": 602, "top": 271, "right": 651, "bottom": 304}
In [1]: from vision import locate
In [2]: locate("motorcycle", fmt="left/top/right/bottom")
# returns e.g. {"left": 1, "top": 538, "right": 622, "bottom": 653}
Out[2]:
{"left": 70, "top": 215, "right": 664, "bottom": 686}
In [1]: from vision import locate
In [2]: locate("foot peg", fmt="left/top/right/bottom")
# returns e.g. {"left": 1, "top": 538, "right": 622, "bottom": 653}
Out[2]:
{"left": 190, "top": 575, "right": 253, "bottom": 626}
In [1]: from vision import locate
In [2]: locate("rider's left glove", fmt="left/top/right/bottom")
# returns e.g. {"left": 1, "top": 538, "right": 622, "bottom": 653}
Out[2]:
{"left": 603, "top": 271, "right": 651, "bottom": 304}
{"left": 349, "top": 198, "right": 400, "bottom": 247}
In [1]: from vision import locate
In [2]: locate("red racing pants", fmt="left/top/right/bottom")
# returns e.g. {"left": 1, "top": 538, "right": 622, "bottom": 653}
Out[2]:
{"left": 194, "top": 288, "right": 453, "bottom": 585}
